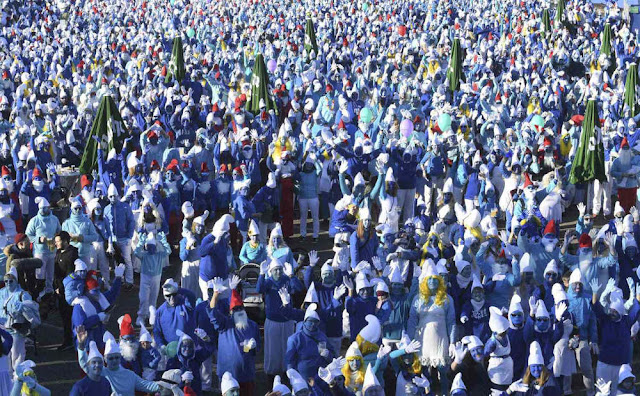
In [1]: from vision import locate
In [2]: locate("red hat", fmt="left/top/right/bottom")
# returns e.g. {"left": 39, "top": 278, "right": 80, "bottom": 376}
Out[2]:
{"left": 522, "top": 172, "right": 533, "bottom": 189}
{"left": 87, "top": 74, "right": 93, "bottom": 82}
{"left": 212, "top": 103, "right": 219, "bottom": 113}
{"left": 219, "top": 164, "right": 228, "bottom": 173}
{"left": 621, "top": 136, "right": 629, "bottom": 148}
{"left": 147, "top": 130, "right": 158, "bottom": 139}
{"left": 1, "top": 166, "right": 10, "bottom": 177}
{"left": 150, "top": 160, "right": 160, "bottom": 170}
{"left": 233, "top": 166, "right": 243, "bottom": 176}
{"left": 14, "top": 233, "right": 27, "bottom": 244}
{"left": 32, "top": 168, "right": 42, "bottom": 178}
{"left": 119, "top": 314, "right": 135, "bottom": 337}
{"left": 81, "top": 175, "right": 91, "bottom": 189}
{"left": 326, "top": 83, "right": 333, "bottom": 92}
{"left": 570, "top": 114, "right": 584, "bottom": 126}
{"left": 201, "top": 162, "right": 209, "bottom": 173}
{"left": 543, "top": 136, "right": 553, "bottom": 147}
{"left": 498, "top": 248, "right": 505, "bottom": 258}
{"left": 166, "top": 159, "right": 179, "bottom": 173}
{"left": 229, "top": 289, "right": 244, "bottom": 312}
{"left": 543, "top": 220, "right": 557, "bottom": 236}
{"left": 338, "top": 119, "right": 346, "bottom": 130}
{"left": 579, "top": 233, "right": 592, "bottom": 249}
{"left": 85, "top": 270, "right": 100, "bottom": 291}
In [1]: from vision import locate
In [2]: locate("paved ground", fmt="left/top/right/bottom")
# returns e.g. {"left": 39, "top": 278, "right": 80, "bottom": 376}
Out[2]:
{"left": 28, "top": 210, "right": 640, "bottom": 394}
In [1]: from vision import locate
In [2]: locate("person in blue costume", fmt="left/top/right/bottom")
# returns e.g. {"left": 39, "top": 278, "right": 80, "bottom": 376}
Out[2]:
{"left": 286, "top": 303, "right": 336, "bottom": 381}
{"left": 251, "top": 172, "right": 280, "bottom": 243}
{"left": 507, "top": 295, "right": 527, "bottom": 381}
{"left": 70, "top": 340, "right": 111, "bottom": 396}
{"left": 198, "top": 214, "right": 236, "bottom": 300}
{"left": 449, "top": 335, "right": 491, "bottom": 396}
{"left": 517, "top": 220, "right": 561, "bottom": 285}
{"left": 239, "top": 220, "right": 268, "bottom": 265}
{"left": 209, "top": 284, "right": 261, "bottom": 394}
{"left": 384, "top": 266, "right": 420, "bottom": 341}
{"left": 476, "top": 239, "right": 521, "bottom": 310}
{"left": 349, "top": 208, "right": 379, "bottom": 269}
{"left": 257, "top": 257, "right": 304, "bottom": 378}
{"left": 152, "top": 279, "right": 195, "bottom": 349}
{"left": 522, "top": 299, "right": 563, "bottom": 367}
{"left": 165, "top": 329, "right": 215, "bottom": 395}
{"left": 104, "top": 183, "right": 136, "bottom": 289}
{"left": 344, "top": 273, "right": 377, "bottom": 342}
{"left": 62, "top": 197, "right": 99, "bottom": 265}
{"left": 484, "top": 307, "right": 515, "bottom": 392}
{"left": 25, "top": 196, "right": 61, "bottom": 295}
{"left": 507, "top": 341, "right": 561, "bottom": 395}
{"left": 460, "top": 276, "right": 491, "bottom": 342}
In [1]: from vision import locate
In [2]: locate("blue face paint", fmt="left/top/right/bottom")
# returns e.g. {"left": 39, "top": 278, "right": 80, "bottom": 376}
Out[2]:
{"left": 427, "top": 277, "right": 440, "bottom": 291}
{"left": 303, "top": 318, "right": 319, "bottom": 332}
{"left": 535, "top": 317, "right": 550, "bottom": 332}
{"left": 510, "top": 311, "right": 524, "bottom": 327}
{"left": 530, "top": 364, "right": 544, "bottom": 378}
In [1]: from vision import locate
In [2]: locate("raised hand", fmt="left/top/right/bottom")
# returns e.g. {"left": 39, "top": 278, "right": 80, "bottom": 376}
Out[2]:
{"left": 588, "top": 279, "right": 601, "bottom": 294}
{"left": 278, "top": 287, "right": 291, "bottom": 306}
{"left": 333, "top": 284, "right": 347, "bottom": 300}
{"left": 404, "top": 339, "right": 421, "bottom": 354}
{"left": 308, "top": 250, "right": 319, "bottom": 267}
{"left": 229, "top": 274, "right": 241, "bottom": 290}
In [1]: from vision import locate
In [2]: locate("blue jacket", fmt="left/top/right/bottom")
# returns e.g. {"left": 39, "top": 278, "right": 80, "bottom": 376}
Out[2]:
{"left": 567, "top": 289, "right": 597, "bottom": 343}
{"left": 239, "top": 241, "right": 267, "bottom": 265}
{"left": 25, "top": 212, "right": 61, "bottom": 255}
{"left": 522, "top": 316, "right": 563, "bottom": 366}
{"left": 71, "top": 278, "right": 121, "bottom": 349}
{"left": 165, "top": 335, "right": 214, "bottom": 394}
{"left": 62, "top": 214, "right": 99, "bottom": 260}
{"left": 508, "top": 326, "right": 527, "bottom": 379}
{"left": 345, "top": 295, "right": 376, "bottom": 341}
{"left": 69, "top": 376, "right": 111, "bottom": 396}
{"left": 251, "top": 185, "right": 279, "bottom": 215}
{"left": 209, "top": 309, "right": 261, "bottom": 382}
{"left": 298, "top": 164, "right": 321, "bottom": 199}
{"left": 198, "top": 234, "right": 235, "bottom": 281}
{"left": 179, "top": 235, "right": 201, "bottom": 262}
{"left": 461, "top": 299, "right": 491, "bottom": 343}
{"left": 153, "top": 297, "right": 195, "bottom": 348}
{"left": 257, "top": 274, "right": 304, "bottom": 322}
{"left": 104, "top": 201, "right": 135, "bottom": 241}
{"left": 349, "top": 230, "right": 379, "bottom": 269}
{"left": 232, "top": 195, "right": 255, "bottom": 232}
{"left": 20, "top": 176, "right": 57, "bottom": 217}
{"left": 286, "top": 327, "right": 335, "bottom": 380}
{"left": 385, "top": 279, "right": 419, "bottom": 340}
{"left": 133, "top": 232, "right": 171, "bottom": 277}
{"left": 594, "top": 299, "right": 640, "bottom": 366}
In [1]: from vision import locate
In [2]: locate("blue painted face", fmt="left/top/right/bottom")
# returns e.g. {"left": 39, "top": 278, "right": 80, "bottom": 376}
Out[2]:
{"left": 530, "top": 364, "right": 544, "bottom": 378}
{"left": 427, "top": 277, "right": 440, "bottom": 292}
{"left": 510, "top": 311, "right": 524, "bottom": 327}
{"left": 535, "top": 317, "right": 550, "bottom": 332}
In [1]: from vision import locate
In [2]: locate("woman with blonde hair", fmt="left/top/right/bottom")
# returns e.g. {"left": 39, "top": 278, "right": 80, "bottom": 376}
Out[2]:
{"left": 407, "top": 261, "right": 457, "bottom": 393}
{"left": 505, "top": 341, "right": 561, "bottom": 395}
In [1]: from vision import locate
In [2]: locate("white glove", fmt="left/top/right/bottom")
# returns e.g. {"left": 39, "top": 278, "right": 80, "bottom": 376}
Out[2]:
{"left": 376, "top": 344, "right": 391, "bottom": 360}
{"left": 194, "top": 328, "right": 208, "bottom": 340}
{"left": 245, "top": 338, "right": 257, "bottom": 350}
{"left": 308, "top": 250, "right": 319, "bottom": 267}
{"left": 404, "top": 339, "right": 421, "bottom": 354}
{"left": 412, "top": 375, "right": 430, "bottom": 391}
{"left": 114, "top": 264, "right": 125, "bottom": 279}
{"left": 528, "top": 296, "right": 537, "bottom": 315}
{"left": 453, "top": 342, "right": 467, "bottom": 364}
{"left": 595, "top": 378, "right": 611, "bottom": 396}
{"left": 371, "top": 256, "right": 382, "bottom": 271}
{"left": 333, "top": 284, "right": 347, "bottom": 300}
{"left": 106, "top": 242, "right": 115, "bottom": 255}
{"left": 181, "top": 371, "right": 194, "bottom": 382}
{"left": 589, "top": 279, "right": 601, "bottom": 293}
{"left": 319, "top": 345, "right": 330, "bottom": 358}
{"left": 278, "top": 287, "right": 291, "bottom": 306}
{"left": 460, "top": 316, "right": 469, "bottom": 324}
{"left": 212, "top": 277, "right": 228, "bottom": 293}
{"left": 508, "top": 379, "right": 529, "bottom": 393}
{"left": 229, "top": 274, "right": 241, "bottom": 290}
{"left": 555, "top": 301, "right": 567, "bottom": 322}
{"left": 343, "top": 277, "right": 354, "bottom": 291}
{"left": 260, "top": 260, "right": 269, "bottom": 275}
{"left": 590, "top": 342, "right": 599, "bottom": 355}
{"left": 283, "top": 262, "right": 294, "bottom": 277}
{"left": 339, "top": 160, "right": 348, "bottom": 173}
{"left": 631, "top": 206, "right": 639, "bottom": 222}
{"left": 577, "top": 202, "right": 586, "bottom": 216}
{"left": 354, "top": 260, "right": 371, "bottom": 273}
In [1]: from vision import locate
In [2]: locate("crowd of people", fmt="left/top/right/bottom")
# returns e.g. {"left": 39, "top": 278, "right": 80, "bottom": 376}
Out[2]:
{"left": 0, "top": 0, "right": 639, "bottom": 394}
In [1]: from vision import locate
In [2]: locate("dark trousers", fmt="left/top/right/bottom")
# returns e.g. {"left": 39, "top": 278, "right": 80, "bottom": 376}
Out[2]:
{"left": 57, "top": 292, "right": 73, "bottom": 345}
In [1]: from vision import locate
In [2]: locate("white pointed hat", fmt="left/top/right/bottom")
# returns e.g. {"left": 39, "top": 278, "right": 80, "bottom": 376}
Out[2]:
{"left": 87, "top": 341, "right": 103, "bottom": 361}
{"left": 362, "top": 362, "right": 381, "bottom": 393}
{"left": 248, "top": 219, "right": 260, "bottom": 236}
{"left": 509, "top": 294, "right": 523, "bottom": 315}
{"left": 221, "top": 372, "right": 240, "bottom": 394}
{"left": 346, "top": 341, "right": 362, "bottom": 358}
{"left": 489, "top": 306, "right": 510, "bottom": 333}
{"left": 304, "top": 303, "right": 320, "bottom": 321}
{"left": 528, "top": 341, "right": 544, "bottom": 366}
{"left": 304, "top": 282, "right": 319, "bottom": 303}
{"left": 569, "top": 268, "right": 583, "bottom": 285}
{"left": 358, "top": 315, "right": 381, "bottom": 344}
{"left": 287, "top": 368, "right": 309, "bottom": 393}
{"left": 272, "top": 375, "right": 291, "bottom": 394}
{"left": 451, "top": 372, "right": 466, "bottom": 392}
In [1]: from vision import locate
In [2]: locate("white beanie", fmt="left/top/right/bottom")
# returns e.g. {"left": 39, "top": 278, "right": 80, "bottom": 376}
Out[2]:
{"left": 304, "top": 303, "right": 320, "bottom": 321}
{"left": 488, "top": 306, "right": 510, "bottom": 334}
{"left": 266, "top": 172, "right": 277, "bottom": 188}
{"left": 520, "top": 253, "right": 533, "bottom": 273}
{"left": 551, "top": 283, "right": 567, "bottom": 305}
{"left": 535, "top": 301, "right": 550, "bottom": 318}
{"left": 443, "top": 178, "right": 453, "bottom": 193}
{"left": 5, "top": 266, "right": 18, "bottom": 280}
{"left": 221, "top": 372, "right": 240, "bottom": 394}
{"left": 509, "top": 294, "right": 523, "bottom": 315}
{"left": 358, "top": 207, "right": 371, "bottom": 221}
{"left": 543, "top": 259, "right": 558, "bottom": 275}
{"left": 304, "top": 282, "right": 319, "bottom": 303}
{"left": 358, "top": 314, "right": 381, "bottom": 344}
{"left": 346, "top": 341, "right": 362, "bottom": 358}
{"left": 451, "top": 372, "right": 466, "bottom": 392}
{"left": 35, "top": 196, "right": 50, "bottom": 209}
{"left": 353, "top": 172, "right": 365, "bottom": 186}
{"left": 385, "top": 167, "right": 395, "bottom": 183}
{"left": 287, "top": 368, "right": 309, "bottom": 394}
{"left": 248, "top": 219, "right": 260, "bottom": 236}
{"left": 87, "top": 341, "right": 103, "bottom": 361}
{"left": 461, "top": 335, "right": 484, "bottom": 350}
{"left": 362, "top": 363, "right": 381, "bottom": 393}
{"left": 528, "top": 341, "right": 544, "bottom": 366}
{"left": 193, "top": 210, "right": 209, "bottom": 226}
{"left": 273, "top": 375, "right": 291, "bottom": 395}
{"left": 618, "top": 364, "right": 635, "bottom": 383}
{"left": 104, "top": 334, "right": 121, "bottom": 357}
{"left": 610, "top": 297, "right": 626, "bottom": 316}
{"left": 107, "top": 183, "right": 119, "bottom": 197}
{"left": 74, "top": 259, "right": 88, "bottom": 272}
{"left": 139, "top": 326, "right": 152, "bottom": 343}
{"left": 569, "top": 268, "right": 584, "bottom": 285}
{"left": 181, "top": 201, "right": 194, "bottom": 218}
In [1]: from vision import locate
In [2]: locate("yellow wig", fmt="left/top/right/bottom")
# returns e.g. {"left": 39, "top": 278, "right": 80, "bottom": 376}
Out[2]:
{"left": 419, "top": 275, "right": 448, "bottom": 306}
{"left": 342, "top": 356, "right": 365, "bottom": 391}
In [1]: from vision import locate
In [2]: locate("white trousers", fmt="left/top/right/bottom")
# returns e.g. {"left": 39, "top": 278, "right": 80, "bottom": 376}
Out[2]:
{"left": 181, "top": 260, "right": 200, "bottom": 296}
{"left": 563, "top": 341, "right": 594, "bottom": 395}
{"left": 115, "top": 239, "right": 134, "bottom": 284}
{"left": 588, "top": 177, "right": 612, "bottom": 216}
{"left": 596, "top": 361, "right": 620, "bottom": 395}
{"left": 138, "top": 274, "right": 161, "bottom": 320}
{"left": 397, "top": 188, "right": 416, "bottom": 223}
{"left": 201, "top": 356, "right": 214, "bottom": 391}
{"left": 90, "top": 243, "right": 111, "bottom": 285}
{"left": 35, "top": 252, "right": 55, "bottom": 293}
{"left": 10, "top": 333, "right": 25, "bottom": 374}
{"left": 299, "top": 197, "right": 319, "bottom": 238}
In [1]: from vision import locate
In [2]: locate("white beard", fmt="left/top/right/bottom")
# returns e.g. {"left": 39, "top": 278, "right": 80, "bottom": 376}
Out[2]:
{"left": 541, "top": 238, "right": 558, "bottom": 253}
{"left": 234, "top": 311, "right": 249, "bottom": 330}
{"left": 543, "top": 153, "right": 555, "bottom": 168}
{"left": 579, "top": 253, "right": 593, "bottom": 273}
{"left": 198, "top": 181, "right": 211, "bottom": 194}
{"left": 619, "top": 150, "right": 631, "bottom": 167}
{"left": 120, "top": 340, "right": 139, "bottom": 362}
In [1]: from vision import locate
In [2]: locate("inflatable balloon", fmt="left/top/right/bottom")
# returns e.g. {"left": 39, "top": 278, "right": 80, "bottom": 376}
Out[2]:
{"left": 267, "top": 59, "right": 277, "bottom": 73}
{"left": 186, "top": 27, "right": 195, "bottom": 38}
{"left": 531, "top": 114, "right": 545, "bottom": 131}
{"left": 400, "top": 119, "right": 414, "bottom": 137}
{"left": 360, "top": 107, "right": 374, "bottom": 124}
{"left": 165, "top": 341, "right": 178, "bottom": 358}
{"left": 438, "top": 113, "right": 452, "bottom": 132}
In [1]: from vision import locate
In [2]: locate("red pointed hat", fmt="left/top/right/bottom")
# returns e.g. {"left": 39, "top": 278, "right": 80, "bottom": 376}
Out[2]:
{"left": 522, "top": 172, "right": 534, "bottom": 189}
{"left": 32, "top": 168, "right": 42, "bottom": 178}
{"left": 579, "top": 233, "right": 592, "bottom": 249}
{"left": 543, "top": 220, "right": 557, "bottom": 236}
{"left": 119, "top": 314, "right": 135, "bottom": 337}
{"left": 1, "top": 166, "right": 10, "bottom": 177}
{"left": 81, "top": 174, "right": 91, "bottom": 189}
{"left": 229, "top": 289, "right": 244, "bottom": 312}
{"left": 201, "top": 162, "right": 210, "bottom": 173}
{"left": 85, "top": 270, "right": 100, "bottom": 291}
{"left": 621, "top": 136, "right": 629, "bottom": 148}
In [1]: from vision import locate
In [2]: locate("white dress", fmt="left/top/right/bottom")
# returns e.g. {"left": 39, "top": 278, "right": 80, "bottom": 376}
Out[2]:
{"left": 553, "top": 319, "right": 577, "bottom": 376}
{"left": 415, "top": 296, "right": 450, "bottom": 367}
{"left": 487, "top": 335, "right": 514, "bottom": 385}
{"left": 379, "top": 195, "right": 400, "bottom": 233}
{"left": 0, "top": 355, "right": 11, "bottom": 395}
